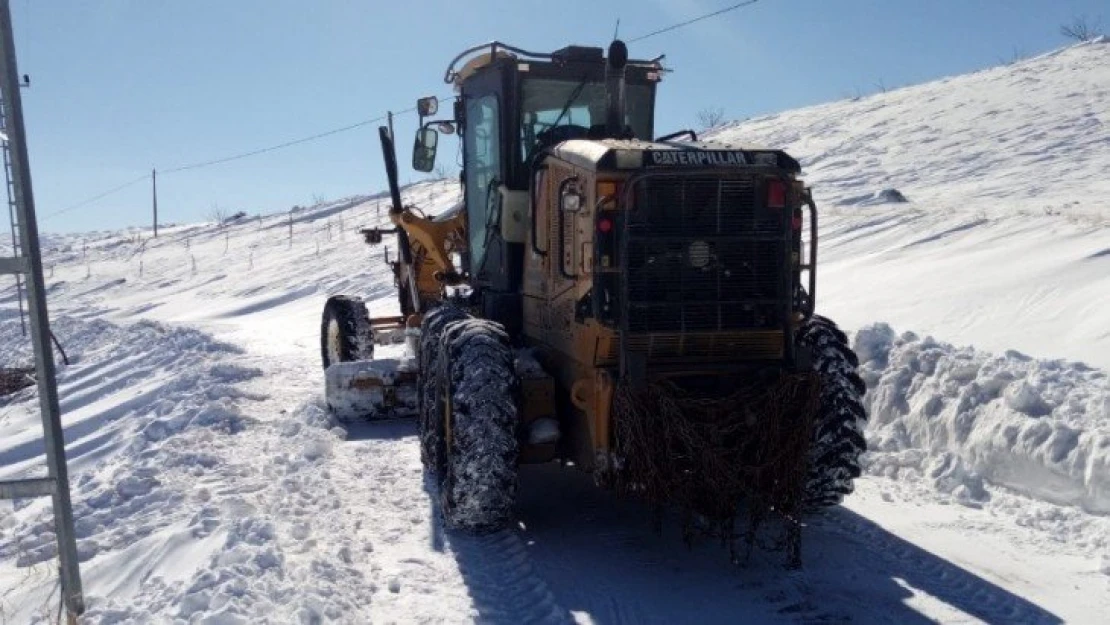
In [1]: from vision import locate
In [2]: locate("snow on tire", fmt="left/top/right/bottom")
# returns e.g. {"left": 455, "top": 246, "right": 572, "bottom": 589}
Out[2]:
{"left": 799, "top": 315, "right": 868, "bottom": 509}
{"left": 320, "top": 295, "right": 374, "bottom": 369}
{"left": 436, "top": 318, "right": 519, "bottom": 532}
{"left": 418, "top": 305, "right": 470, "bottom": 471}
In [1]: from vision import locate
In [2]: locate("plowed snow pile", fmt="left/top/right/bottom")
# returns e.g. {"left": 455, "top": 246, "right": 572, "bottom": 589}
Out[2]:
{"left": 857, "top": 324, "right": 1109, "bottom": 516}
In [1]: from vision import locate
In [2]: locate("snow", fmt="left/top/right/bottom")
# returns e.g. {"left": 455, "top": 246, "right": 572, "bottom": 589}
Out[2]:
{"left": 0, "top": 40, "right": 1108, "bottom": 624}
{"left": 707, "top": 37, "right": 1110, "bottom": 370}
{"left": 858, "top": 323, "right": 1110, "bottom": 515}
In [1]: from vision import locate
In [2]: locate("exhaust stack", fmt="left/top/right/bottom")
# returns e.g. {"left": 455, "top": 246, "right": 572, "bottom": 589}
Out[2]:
{"left": 605, "top": 39, "right": 629, "bottom": 138}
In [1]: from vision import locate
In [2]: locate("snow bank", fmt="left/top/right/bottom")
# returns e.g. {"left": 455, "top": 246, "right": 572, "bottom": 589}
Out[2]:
{"left": 0, "top": 315, "right": 267, "bottom": 622}
{"left": 857, "top": 324, "right": 1110, "bottom": 514}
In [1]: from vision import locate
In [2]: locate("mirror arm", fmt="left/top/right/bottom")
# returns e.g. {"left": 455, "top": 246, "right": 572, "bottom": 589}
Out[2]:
{"left": 421, "top": 119, "right": 457, "bottom": 130}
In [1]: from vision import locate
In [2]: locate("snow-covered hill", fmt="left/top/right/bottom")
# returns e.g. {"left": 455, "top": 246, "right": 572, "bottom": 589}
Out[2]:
{"left": 0, "top": 39, "right": 1108, "bottom": 624}
{"left": 708, "top": 36, "right": 1110, "bottom": 370}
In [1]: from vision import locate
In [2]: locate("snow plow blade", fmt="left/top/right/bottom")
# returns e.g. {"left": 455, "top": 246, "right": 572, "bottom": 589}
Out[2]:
{"left": 325, "top": 358, "right": 418, "bottom": 421}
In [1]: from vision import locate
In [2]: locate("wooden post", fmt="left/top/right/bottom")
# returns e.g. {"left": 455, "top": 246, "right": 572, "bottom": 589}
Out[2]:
{"left": 151, "top": 168, "right": 158, "bottom": 237}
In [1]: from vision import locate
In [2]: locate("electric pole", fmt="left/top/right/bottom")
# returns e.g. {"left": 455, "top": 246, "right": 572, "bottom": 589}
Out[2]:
{"left": 151, "top": 167, "right": 158, "bottom": 237}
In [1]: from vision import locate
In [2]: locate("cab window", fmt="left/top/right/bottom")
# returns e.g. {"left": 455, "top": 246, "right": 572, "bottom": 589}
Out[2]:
{"left": 464, "top": 94, "right": 501, "bottom": 272}
{"left": 520, "top": 78, "right": 654, "bottom": 161}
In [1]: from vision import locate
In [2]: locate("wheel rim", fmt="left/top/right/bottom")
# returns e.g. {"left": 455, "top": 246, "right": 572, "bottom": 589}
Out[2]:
{"left": 326, "top": 318, "right": 343, "bottom": 367}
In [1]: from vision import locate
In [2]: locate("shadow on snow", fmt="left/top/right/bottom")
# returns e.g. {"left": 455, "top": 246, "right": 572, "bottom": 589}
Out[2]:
{"left": 438, "top": 463, "right": 1061, "bottom": 625}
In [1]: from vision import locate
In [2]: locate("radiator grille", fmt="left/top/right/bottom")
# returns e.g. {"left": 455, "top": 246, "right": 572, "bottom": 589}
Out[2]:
{"left": 630, "top": 176, "right": 779, "bottom": 237}
{"left": 624, "top": 331, "right": 784, "bottom": 362}
{"left": 624, "top": 176, "right": 787, "bottom": 334}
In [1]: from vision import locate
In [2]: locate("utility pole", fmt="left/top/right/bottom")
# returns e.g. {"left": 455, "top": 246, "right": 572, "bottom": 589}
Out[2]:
{"left": 151, "top": 167, "right": 158, "bottom": 237}
{"left": 0, "top": 0, "right": 85, "bottom": 620}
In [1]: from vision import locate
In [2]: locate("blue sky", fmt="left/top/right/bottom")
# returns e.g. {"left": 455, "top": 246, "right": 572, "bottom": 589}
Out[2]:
{"left": 10, "top": 0, "right": 1106, "bottom": 233}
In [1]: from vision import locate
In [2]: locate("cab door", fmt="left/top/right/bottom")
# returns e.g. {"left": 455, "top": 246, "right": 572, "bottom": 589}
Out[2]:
{"left": 462, "top": 92, "right": 502, "bottom": 282}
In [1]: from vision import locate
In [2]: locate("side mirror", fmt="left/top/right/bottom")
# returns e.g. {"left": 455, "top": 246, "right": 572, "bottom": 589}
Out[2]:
{"left": 412, "top": 127, "right": 439, "bottom": 172}
{"left": 417, "top": 96, "right": 439, "bottom": 118}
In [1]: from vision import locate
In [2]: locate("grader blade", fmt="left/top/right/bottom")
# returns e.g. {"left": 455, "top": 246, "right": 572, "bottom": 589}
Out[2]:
{"left": 324, "top": 358, "right": 418, "bottom": 422}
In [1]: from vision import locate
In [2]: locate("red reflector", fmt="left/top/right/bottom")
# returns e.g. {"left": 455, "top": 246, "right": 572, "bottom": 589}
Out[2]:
{"left": 598, "top": 217, "right": 614, "bottom": 233}
{"left": 767, "top": 180, "right": 787, "bottom": 209}
{"left": 792, "top": 215, "right": 803, "bottom": 231}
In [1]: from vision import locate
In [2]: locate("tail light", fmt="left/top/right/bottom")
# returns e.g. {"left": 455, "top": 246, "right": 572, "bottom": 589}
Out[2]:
{"left": 766, "top": 179, "right": 787, "bottom": 209}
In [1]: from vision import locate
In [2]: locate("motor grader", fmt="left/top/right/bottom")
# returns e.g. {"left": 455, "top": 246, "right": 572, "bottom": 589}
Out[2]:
{"left": 321, "top": 41, "right": 867, "bottom": 540}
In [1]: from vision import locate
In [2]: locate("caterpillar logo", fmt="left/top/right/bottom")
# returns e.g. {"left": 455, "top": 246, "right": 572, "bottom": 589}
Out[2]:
{"left": 650, "top": 150, "right": 748, "bottom": 166}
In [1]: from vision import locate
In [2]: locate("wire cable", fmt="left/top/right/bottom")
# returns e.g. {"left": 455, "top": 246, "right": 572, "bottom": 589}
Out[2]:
{"left": 161, "top": 107, "right": 416, "bottom": 174}
{"left": 630, "top": 0, "right": 761, "bottom": 42}
{"left": 40, "top": 102, "right": 431, "bottom": 220}
{"left": 41, "top": 173, "right": 150, "bottom": 220}
{"left": 39, "top": 1, "right": 761, "bottom": 223}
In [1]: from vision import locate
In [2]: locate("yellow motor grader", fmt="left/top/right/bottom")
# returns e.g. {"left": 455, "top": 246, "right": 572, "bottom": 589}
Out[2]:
{"left": 321, "top": 41, "right": 867, "bottom": 539}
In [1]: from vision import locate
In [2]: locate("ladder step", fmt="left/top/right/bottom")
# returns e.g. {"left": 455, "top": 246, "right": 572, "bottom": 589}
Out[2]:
{"left": 0, "top": 477, "right": 56, "bottom": 500}
{"left": 0, "top": 255, "right": 27, "bottom": 274}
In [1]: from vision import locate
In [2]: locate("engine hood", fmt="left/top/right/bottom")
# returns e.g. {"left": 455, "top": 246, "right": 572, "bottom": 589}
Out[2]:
{"left": 547, "top": 138, "right": 801, "bottom": 174}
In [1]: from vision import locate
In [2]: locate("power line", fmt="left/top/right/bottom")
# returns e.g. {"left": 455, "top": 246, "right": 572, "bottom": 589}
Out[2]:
{"left": 41, "top": 2, "right": 760, "bottom": 224}
{"left": 162, "top": 108, "right": 415, "bottom": 174}
{"left": 42, "top": 104, "right": 425, "bottom": 221}
{"left": 42, "top": 173, "right": 150, "bottom": 220}
{"left": 630, "top": 0, "right": 761, "bottom": 42}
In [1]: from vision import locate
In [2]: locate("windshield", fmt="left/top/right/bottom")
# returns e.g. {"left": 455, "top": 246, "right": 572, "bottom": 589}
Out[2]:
{"left": 520, "top": 78, "right": 654, "bottom": 161}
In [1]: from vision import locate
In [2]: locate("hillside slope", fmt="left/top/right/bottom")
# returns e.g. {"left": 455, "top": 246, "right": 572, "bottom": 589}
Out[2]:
{"left": 708, "top": 37, "right": 1110, "bottom": 369}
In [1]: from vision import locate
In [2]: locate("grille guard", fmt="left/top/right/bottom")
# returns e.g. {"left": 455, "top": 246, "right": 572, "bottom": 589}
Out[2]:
{"left": 608, "top": 168, "right": 817, "bottom": 381}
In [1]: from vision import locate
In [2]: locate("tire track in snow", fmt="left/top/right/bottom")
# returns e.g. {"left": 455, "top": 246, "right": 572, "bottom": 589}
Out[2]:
{"left": 447, "top": 528, "right": 575, "bottom": 625}
{"left": 512, "top": 465, "right": 854, "bottom": 625}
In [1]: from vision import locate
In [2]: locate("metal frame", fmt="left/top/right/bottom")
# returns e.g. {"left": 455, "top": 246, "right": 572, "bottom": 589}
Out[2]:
{"left": 0, "top": 0, "right": 85, "bottom": 619}
{"left": 443, "top": 40, "right": 665, "bottom": 85}
{"left": 2, "top": 75, "right": 24, "bottom": 334}
{"left": 613, "top": 168, "right": 804, "bottom": 379}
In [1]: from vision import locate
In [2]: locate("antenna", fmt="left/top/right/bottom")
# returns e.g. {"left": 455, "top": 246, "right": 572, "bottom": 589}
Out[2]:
{"left": 613, "top": 18, "right": 621, "bottom": 40}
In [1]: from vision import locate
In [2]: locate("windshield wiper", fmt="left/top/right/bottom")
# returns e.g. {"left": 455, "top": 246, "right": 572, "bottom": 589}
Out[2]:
{"left": 549, "top": 75, "right": 590, "bottom": 129}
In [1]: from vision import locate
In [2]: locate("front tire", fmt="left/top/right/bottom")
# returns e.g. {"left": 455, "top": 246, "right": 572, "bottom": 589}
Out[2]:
{"left": 799, "top": 315, "right": 868, "bottom": 509}
{"left": 320, "top": 295, "right": 374, "bottom": 369}
{"left": 434, "top": 318, "right": 519, "bottom": 531}
{"left": 417, "top": 305, "right": 469, "bottom": 470}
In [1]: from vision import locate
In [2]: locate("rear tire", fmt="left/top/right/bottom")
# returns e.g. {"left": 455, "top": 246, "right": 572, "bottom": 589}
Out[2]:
{"left": 417, "top": 305, "right": 469, "bottom": 470}
{"left": 435, "top": 318, "right": 519, "bottom": 531}
{"left": 320, "top": 295, "right": 373, "bottom": 369}
{"left": 799, "top": 315, "right": 868, "bottom": 509}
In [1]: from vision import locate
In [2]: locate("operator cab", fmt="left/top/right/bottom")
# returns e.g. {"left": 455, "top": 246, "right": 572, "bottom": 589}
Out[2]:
{"left": 412, "top": 43, "right": 664, "bottom": 299}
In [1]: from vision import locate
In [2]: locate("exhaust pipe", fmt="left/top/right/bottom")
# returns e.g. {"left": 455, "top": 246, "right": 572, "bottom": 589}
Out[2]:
{"left": 605, "top": 39, "right": 628, "bottom": 138}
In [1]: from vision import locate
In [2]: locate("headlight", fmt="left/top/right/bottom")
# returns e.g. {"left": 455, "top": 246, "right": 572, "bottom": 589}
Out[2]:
{"left": 560, "top": 192, "right": 582, "bottom": 212}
